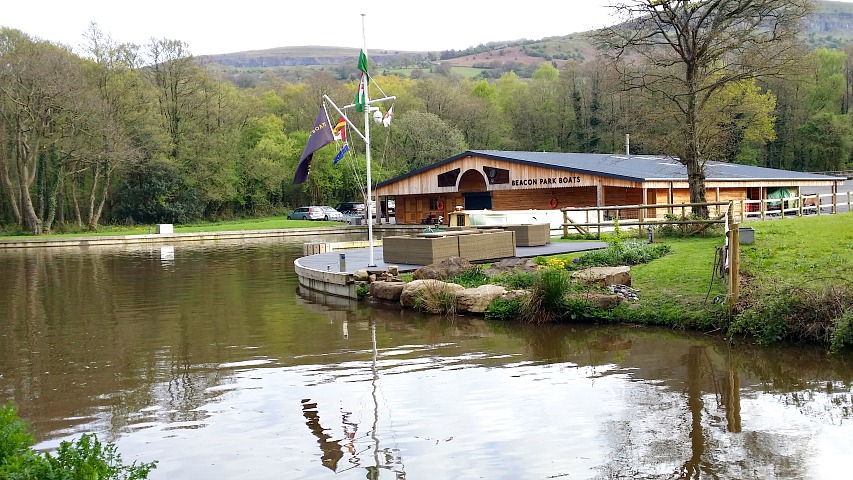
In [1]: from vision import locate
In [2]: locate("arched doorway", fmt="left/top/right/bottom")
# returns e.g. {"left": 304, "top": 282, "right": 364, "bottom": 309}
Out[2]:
{"left": 458, "top": 169, "right": 491, "bottom": 209}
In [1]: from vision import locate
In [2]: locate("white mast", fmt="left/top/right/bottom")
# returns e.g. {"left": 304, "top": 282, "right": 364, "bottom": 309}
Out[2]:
{"left": 362, "top": 13, "right": 376, "bottom": 268}
{"left": 321, "top": 15, "right": 395, "bottom": 269}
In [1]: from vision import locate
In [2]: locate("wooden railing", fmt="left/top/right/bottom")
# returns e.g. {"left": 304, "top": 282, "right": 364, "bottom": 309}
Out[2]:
{"left": 559, "top": 201, "right": 732, "bottom": 238}
{"left": 737, "top": 192, "right": 852, "bottom": 221}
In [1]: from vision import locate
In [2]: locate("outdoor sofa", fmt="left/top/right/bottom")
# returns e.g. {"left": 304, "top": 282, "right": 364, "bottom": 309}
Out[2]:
{"left": 382, "top": 229, "right": 516, "bottom": 265}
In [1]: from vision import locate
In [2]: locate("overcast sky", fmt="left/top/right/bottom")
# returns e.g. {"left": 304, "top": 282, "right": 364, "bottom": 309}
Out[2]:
{"left": 2, "top": 0, "right": 623, "bottom": 55}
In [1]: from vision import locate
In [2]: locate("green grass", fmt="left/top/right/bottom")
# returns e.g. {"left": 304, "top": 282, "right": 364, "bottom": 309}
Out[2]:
{"left": 0, "top": 216, "right": 348, "bottom": 239}
{"left": 740, "top": 214, "right": 853, "bottom": 286}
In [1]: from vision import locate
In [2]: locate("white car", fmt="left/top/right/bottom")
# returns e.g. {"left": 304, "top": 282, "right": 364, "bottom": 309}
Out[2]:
{"left": 319, "top": 206, "right": 344, "bottom": 221}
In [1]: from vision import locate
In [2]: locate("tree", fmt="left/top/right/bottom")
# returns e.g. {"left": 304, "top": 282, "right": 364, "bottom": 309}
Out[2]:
{"left": 598, "top": 0, "right": 812, "bottom": 217}
{"left": 384, "top": 111, "right": 467, "bottom": 173}
{"left": 0, "top": 28, "right": 87, "bottom": 234}
{"left": 75, "top": 23, "right": 146, "bottom": 230}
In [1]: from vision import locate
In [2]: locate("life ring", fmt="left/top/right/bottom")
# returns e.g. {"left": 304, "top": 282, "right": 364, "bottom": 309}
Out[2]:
{"left": 549, "top": 197, "right": 558, "bottom": 209}
{"left": 437, "top": 200, "right": 445, "bottom": 211}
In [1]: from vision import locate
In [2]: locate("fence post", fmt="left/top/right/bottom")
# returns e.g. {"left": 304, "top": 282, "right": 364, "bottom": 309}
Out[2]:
{"left": 638, "top": 205, "right": 645, "bottom": 239}
{"left": 833, "top": 191, "right": 838, "bottom": 214}
{"left": 562, "top": 210, "right": 568, "bottom": 239}
{"left": 597, "top": 208, "right": 601, "bottom": 238}
{"left": 728, "top": 222, "right": 740, "bottom": 313}
{"left": 760, "top": 199, "right": 766, "bottom": 220}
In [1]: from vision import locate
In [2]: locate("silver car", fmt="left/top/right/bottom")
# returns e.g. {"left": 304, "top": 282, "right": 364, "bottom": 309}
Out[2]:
{"left": 287, "top": 206, "right": 325, "bottom": 220}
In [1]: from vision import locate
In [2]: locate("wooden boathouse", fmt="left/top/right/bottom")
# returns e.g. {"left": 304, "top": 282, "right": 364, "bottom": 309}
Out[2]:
{"left": 372, "top": 150, "right": 845, "bottom": 225}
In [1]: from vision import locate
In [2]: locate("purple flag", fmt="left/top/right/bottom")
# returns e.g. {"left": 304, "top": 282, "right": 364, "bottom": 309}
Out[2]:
{"left": 294, "top": 105, "right": 334, "bottom": 184}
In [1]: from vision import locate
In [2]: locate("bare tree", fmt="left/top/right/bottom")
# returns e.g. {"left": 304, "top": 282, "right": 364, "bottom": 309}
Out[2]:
{"left": 597, "top": 0, "right": 813, "bottom": 217}
{"left": 69, "top": 25, "right": 145, "bottom": 230}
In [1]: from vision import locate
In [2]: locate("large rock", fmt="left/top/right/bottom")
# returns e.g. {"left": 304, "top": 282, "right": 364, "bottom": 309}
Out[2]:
{"left": 400, "top": 279, "right": 465, "bottom": 310}
{"left": 412, "top": 256, "right": 472, "bottom": 280}
{"left": 571, "top": 266, "right": 632, "bottom": 287}
{"left": 456, "top": 284, "right": 508, "bottom": 313}
{"left": 565, "top": 292, "right": 622, "bottom": 309}
{"left": 483, "top": 257, "right": 537, "bottom": 276}
{"left": 369, "top": 281, "right": 406, "bottom": 301}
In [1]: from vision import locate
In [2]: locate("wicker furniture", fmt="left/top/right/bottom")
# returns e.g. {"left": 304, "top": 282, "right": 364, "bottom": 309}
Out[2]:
{"left": 504, "top": 223, "right": 551, "bottom": 247}
{"left": 457, "top": 230, "right": 516, "bottom": 262}
{"left": 382, "top": 230, "right": 517, "bottom": 265}
{"left": 382, "top": 235, "right": 460, "bottom": 265}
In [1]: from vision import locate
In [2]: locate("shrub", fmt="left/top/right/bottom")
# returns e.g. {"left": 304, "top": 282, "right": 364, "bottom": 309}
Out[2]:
{"left": 414, "top": 281, "right": 458, "bottom": 316}
{"left": 484, "top": 297, "right": 525, "bottom": 321}
{"left": 572, "top": 240, "right": 671, "bottom": 269}
{"left": 448, "top": 266, "right": 489, "bottom": 288}
{"left": 491, "top": 271, "right": 537, "bottom": 290}
{"left": 523, "top": 268, "right": 571, "bottom": 324}
{"left": 0, "top": 403, "right": 157, "bottom": 480}
{"left": 830, "top": 310, "right": 853, "bottom": 354}
{"left": 356, "top": 283, "right": 370, "bottom": 300}
{"left": 730, "top": 281, "right": 853, "bottom": 347}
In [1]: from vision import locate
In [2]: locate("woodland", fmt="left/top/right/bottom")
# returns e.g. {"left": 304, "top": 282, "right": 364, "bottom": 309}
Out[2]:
{"left": 1, "top": 0, "right": 852, "bottom": 234}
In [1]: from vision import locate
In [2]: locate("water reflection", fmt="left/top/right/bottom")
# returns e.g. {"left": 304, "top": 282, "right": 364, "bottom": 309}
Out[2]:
{"left": 1, "top": 241, "right": 852, "bottom": 479}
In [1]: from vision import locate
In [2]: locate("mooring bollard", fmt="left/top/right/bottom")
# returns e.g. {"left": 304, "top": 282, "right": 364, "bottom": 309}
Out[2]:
{"left": 339, "top": 253, "right": 346, "bottom": 272}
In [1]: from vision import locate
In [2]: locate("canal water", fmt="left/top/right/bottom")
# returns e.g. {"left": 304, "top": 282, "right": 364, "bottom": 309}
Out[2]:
{"left": 1, "top": 238, "right": 851, "bottom": 479}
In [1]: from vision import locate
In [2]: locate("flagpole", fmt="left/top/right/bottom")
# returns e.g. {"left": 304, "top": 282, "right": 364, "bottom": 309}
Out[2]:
{"left": 362, "top": 13, "right": 376, "bottom": 268}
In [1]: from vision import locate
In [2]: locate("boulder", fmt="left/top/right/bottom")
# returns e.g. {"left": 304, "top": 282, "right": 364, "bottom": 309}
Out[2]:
{"left": 353, "top": 269, "right": 370, "bottom": 282}
{"left": 565, "top": 292, "right": 622, "bottom": 309}
{"left": 369, "top": 281, "right": 406, "bottom": 301}
{"left": 570, "top": 266, "right": 631, "bottom": 287}
{"left": 483, "top": 257, "right": 538, "bottom": 276}
{"left": 456, "top": 284, "right": 508, "bottom": 313}
{"left": 400, "top": 279, "right": 465, "bottom": 309}
{"left": 412, "top": 256, "right": 472, "bottom": 280}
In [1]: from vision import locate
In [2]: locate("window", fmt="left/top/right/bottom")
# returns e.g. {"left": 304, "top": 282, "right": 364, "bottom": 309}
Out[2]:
{"left": 483, "top": 166, "right": 509, "bottom": 184}
{"left": 438, "top": 168, "right": 461, "bottom": 187}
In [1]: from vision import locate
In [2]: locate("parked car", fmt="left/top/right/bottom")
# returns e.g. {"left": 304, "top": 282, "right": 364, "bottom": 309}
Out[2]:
{"left": 319, "top": 206, "right": 344, "bottom": 221}
{"left": 287, "top": 206, "right": 326, "bottom": 220}
{"left": 336, "top": 201, "right": 366, "bottom": 215}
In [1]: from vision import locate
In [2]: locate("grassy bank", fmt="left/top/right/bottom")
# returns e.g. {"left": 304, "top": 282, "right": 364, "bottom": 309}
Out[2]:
{"left": 430, "top": 214, "right": 852, "bottom": 350}
{"left": 0, "top": 216, "right": 347, "bottom": 239}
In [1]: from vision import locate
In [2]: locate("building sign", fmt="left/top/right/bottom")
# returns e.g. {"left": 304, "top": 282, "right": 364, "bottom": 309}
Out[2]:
{"left": 511, "top": 175, "right": 583, "bottom": 187}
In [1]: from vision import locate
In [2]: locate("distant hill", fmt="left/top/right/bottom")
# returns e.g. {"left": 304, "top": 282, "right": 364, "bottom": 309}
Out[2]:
{"left": 200, "top": 1, "right": 853, "bottom": 83}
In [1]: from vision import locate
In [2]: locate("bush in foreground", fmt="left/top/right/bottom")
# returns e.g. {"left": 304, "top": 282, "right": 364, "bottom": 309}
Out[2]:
{"left": 0, "top": 403, "right": 156, "bottom": 480}
{"left": 729, "top": 281, "right": 853, "bottom": 351}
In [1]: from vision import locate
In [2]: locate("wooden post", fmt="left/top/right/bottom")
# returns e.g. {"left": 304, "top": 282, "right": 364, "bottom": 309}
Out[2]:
{"left": 799, "top": 194, "right": 804, "bottom": 217}
{"left": 728, "top": 223, "right": 740, "bottom": 312}
{"left": 562, "top": 209, "right": 568, "bottom": 238}
{"left": 597, "top": 207, "right": 601, "bottom": 238}
{"left": 817, "top": 194, "right": 822, "bottom": 216}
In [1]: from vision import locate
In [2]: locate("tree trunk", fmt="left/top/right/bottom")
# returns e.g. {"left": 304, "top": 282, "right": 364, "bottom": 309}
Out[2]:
{"left": 685, "top": 63, "right": 709, "bottom": 219}
{"left": 16, "top": 137, "right": 42, "bottom": 235}
{"left": 0, "top": 153, "right": 22, "bottom": 225}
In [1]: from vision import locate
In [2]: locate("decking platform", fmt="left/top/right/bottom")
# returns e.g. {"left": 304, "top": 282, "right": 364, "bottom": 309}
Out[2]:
{"left": 293, "top": 240, "right": 607, "bottom": 298}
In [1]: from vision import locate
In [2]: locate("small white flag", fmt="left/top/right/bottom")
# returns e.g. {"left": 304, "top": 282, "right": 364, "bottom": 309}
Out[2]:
{"left": 382, "top": 105, "right": 394, "bottom": 127}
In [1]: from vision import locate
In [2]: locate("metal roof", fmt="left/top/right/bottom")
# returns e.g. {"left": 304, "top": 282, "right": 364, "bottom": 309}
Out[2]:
{"left": 376, "top": 150, "right": 844, "bottom": 187}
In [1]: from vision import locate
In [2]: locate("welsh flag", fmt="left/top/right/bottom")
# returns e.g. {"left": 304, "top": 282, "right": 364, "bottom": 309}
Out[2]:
{"left": 354, "top": 73, "right": 367, "bottom": 112}
{"left": 354, "top": 50, "right": 368, "bottom": 112}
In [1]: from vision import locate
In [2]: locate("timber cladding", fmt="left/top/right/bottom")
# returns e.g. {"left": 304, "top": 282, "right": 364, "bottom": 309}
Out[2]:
{"left": 374, "top": 150, "right": 841, "bottom": 225}
{"left": 373, "top": 154, "right": 640, "bottom": 197}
